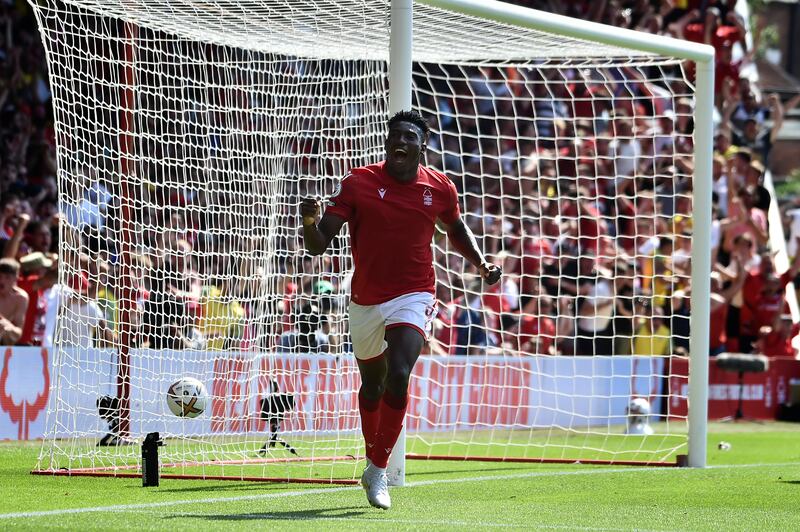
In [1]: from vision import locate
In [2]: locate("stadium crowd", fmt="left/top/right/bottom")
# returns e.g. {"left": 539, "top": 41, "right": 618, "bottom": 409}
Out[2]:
{"left": 0, "top": 0, "right": 799, "bottom": 359}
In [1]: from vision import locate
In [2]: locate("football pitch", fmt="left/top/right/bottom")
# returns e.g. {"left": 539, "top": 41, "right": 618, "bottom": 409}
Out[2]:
{"left": 1, "top": 423, "right": 798, "bottom": 530}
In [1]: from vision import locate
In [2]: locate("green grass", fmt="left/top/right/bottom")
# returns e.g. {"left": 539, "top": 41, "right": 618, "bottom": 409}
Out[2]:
{"left": 3, "top": 423, "right": 800, "bottom": 530}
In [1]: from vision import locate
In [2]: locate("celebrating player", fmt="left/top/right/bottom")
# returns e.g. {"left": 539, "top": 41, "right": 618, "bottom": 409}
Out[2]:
{"left": 300, "top": 110, "right": 501, "bottom": 510}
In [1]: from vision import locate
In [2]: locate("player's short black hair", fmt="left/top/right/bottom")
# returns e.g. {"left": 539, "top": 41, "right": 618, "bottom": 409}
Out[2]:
{"left": 388, "top": 110, "right": 430, "bottom": 137}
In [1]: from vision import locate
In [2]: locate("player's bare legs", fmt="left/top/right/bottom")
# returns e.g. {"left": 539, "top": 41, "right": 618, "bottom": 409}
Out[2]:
{"left": 383, "top": 327, "right": 425, "bottom": 396}
{"left": 358, "top": 326, "right": 424, "bottom": 509}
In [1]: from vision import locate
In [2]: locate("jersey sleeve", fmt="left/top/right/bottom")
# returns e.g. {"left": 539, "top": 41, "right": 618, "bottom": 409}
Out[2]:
{"left": 439, "top": 178, "right": 461, "bottom": 225}
{"left": 324, "top": 172, "right": 356, "bottom": 221}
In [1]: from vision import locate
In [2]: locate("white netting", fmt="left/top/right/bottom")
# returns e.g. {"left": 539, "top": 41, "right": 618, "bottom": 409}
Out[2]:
{"left": 33, "top": 0, "right": 696, "bottom": 480}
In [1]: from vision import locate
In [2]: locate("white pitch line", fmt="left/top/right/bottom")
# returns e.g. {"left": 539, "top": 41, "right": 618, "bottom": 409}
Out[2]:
{"left": 0, "top": 461, "right": 794, "bottom": 521}
{"left": 149, "top": 513, "right": 525, "bottom": 529}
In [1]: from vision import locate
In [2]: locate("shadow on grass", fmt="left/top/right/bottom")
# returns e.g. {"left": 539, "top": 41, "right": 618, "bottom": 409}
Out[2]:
{"left": 778, "top": 480, "right": 800, "bottom": 485}
{"left": 164, "top": 507, "right": 369, "bottom": 522}
{"left": 407, "top": 465, "right": 542, "bottom": 477}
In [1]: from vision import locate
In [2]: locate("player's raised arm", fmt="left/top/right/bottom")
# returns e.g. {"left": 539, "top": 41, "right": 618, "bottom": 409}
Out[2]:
{"left": 441, "top": 217, "right": 502, "bottom": 285}
{"left": 300, "top": 197, "right": 345, "bottom": 255}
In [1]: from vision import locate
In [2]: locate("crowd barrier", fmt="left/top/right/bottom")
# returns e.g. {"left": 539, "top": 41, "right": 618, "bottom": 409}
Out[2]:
{"left": 8, "top": 346, "right": 795, "bottom": 441}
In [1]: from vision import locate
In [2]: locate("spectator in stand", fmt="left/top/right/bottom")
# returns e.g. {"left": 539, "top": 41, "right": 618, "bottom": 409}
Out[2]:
{"left": 612, "top": 261, "right": 636, "bottom": 356}
{"left": 0, "top": 258, "right": 27, "bottom": 345}
{"left": 271, "top": 259, "right": 299, "bottom": 347}
{"left": 718, "top": 194, "right": 768, "bottom": 266}
{"left": 715, "top": 128, "right": 735, "bottom": 159}
{"left": 725, "top": 93, "right": 800, "bottom": 165}
{"left": 58, "top": 272, "right": 115, "bottom": 348}
{"left": 554, "top": 295, "right": 575, "bottom": 356}
{"left": 279, "top": 298, "right": 319, "bottom": 353}
{"left": 277, "top": 285, "right": 335, "bottom": 354}
{"left": 541, "top": 244, "right": 579, "bottom": 298}
{"left": 315, "top": 280, "right": 343, "bottom": 353}
{"left": 90, "top": 258, "right": 117, "bottom": 346}
{"left": 198, "top": 276, "right": 245, "bottom": 351}
{"left": 723, "top": 234, "right": 756, "bottom": 353}
{"left": 715, "top": 44, "right": 742, "bottom": 107}
{"left": 574, "top": 255, "right": 615, "bottom": 356}
{"left": 60, "top": 167, "right": 113, "bottom": 232}
{"left": 725, "top": 147, "right": 751, "bottom": 195}
{"left": 512, "top": 294, "right": 556, "bottom": 355}
{"left": 428, "top": 281, "right": 456, "bottom": 356}
{"left": 608, "top": 111, "right": 641, "bottom": 178}
{"left": 450, "top": 276, "right": 496, "bottom": 356}
{"left": 708, "top": 258, "right": 747, "bottom": 356}
{"left": 0, "top": 197, "right": 30, "bottom": 259}
{"left": 756, "top": 314, "right": 799, "bottom": 358}
{"left": 739, "top": 241, "right": 800, "bottom": 353}
{"left": 671, "top": 231, "right": 693, "bottom": 273}
{"left": 16, "top": 251, "right": 57, "bottom": 345}
{"left": 729, "top": 90, "right": 770, "bottom": 130}
{"left": 671, "top": 4, "right": 746, "bottom": 53}
{"left": 482, "top": 251, "right": 520, "bottom": 332}
{"left": 23, "top": 218, "right": 52, "bottom": 255}
{"left": 141, "top": 238, "right": 198, "bottom": 349}
{"left": 630, "top": 304, "right": 671, "bottom": 357}
{"left": 711, "top": 154, "right": 730, "bottom": 216}
{"left": 670, "top": 286, "right": 691, "bottom": 355}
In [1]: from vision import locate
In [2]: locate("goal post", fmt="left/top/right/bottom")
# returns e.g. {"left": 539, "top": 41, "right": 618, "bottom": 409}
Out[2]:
{"left": 30, "top": 0, "right": 713, "bottom": 484}
{"left": 385, "top": 0, "right": 414, "bottom": 486}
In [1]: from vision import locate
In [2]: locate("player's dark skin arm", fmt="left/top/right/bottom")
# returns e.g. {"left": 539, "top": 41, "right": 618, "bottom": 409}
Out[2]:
{"left": 300, "top": 198, "right": 344, "bottom": 255}
{"left": 442, "top": 218, "right": 502, "bottom": 284}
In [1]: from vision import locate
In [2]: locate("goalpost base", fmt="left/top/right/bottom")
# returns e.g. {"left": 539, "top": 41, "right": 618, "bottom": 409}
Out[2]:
{"left": 406, "top": 454, "right": 681, "bottom": 467}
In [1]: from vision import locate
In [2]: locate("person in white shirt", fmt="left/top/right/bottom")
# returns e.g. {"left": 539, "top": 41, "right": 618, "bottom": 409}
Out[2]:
{"left": 43, "top": 273, "right": 114, "bottom": 348}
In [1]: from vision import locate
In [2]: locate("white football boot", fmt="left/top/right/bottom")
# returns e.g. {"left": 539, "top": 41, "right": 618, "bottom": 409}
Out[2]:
{"left": 360, "top": 461, "right": 391, "bottom": 510}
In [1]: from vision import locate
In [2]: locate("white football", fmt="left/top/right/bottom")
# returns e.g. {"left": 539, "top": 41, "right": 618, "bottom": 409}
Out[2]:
{"left": 166, "top": 377, "right": 208, "bottom": 418}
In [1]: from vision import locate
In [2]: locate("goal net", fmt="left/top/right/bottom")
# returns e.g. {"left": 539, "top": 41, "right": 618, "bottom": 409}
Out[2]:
{"left": 31, "top": 0, "right": 708, "bottom": 482}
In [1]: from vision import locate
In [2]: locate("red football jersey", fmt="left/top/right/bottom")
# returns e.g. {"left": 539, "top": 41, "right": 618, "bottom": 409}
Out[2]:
{"left": 325, "top": 161, "right": 461, "bottom": 305}
{"left": 517, "top": 314, "right": 556, "bottom": 355}
{"left": 741, "top": 270, "right": 791, "bottom": 336}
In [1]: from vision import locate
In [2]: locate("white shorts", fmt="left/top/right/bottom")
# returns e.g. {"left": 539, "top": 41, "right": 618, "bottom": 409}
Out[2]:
{"left": 349, "top": 292, "right": 437, "bottom": 361}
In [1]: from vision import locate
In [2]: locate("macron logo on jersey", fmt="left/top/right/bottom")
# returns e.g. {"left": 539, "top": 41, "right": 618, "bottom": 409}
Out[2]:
{"left": 378, "top": 188, "right": 386, "bottom": 199}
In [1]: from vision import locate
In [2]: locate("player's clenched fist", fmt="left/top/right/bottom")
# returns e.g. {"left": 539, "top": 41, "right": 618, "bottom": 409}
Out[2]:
{"left": 479, "top": 262, "right": 502, "bottom": 285}
{"left": 300, "top": 197, "right": 321, "bottom": 227}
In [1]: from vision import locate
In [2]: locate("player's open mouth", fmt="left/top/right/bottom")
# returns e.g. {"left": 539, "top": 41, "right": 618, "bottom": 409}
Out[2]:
{"left": 393, "top": 148, "right": 408, "bottom": 161}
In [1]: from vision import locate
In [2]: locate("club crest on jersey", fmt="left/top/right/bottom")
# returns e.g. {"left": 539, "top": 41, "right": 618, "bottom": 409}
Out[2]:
{"left": 423, "top": 188, "right": 433, "bottom": 206}
{"left": 378, "top": 188, "right": 386, "bottom": 199}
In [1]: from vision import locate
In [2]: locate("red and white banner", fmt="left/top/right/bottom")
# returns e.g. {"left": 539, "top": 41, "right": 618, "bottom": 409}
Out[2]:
{"left": 2, "top": 347, "right": 665, "bottom": 440}
{"left": 669, "top": 357, "right": 800, "bottom": 420}
{"left": 0, "top": 347, "right": 50, "bottom": 440}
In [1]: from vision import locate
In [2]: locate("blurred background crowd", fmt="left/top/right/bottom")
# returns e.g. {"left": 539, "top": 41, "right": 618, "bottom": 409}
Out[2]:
{"left": 0, "top": 0, "right": 799, "bottom": 360}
